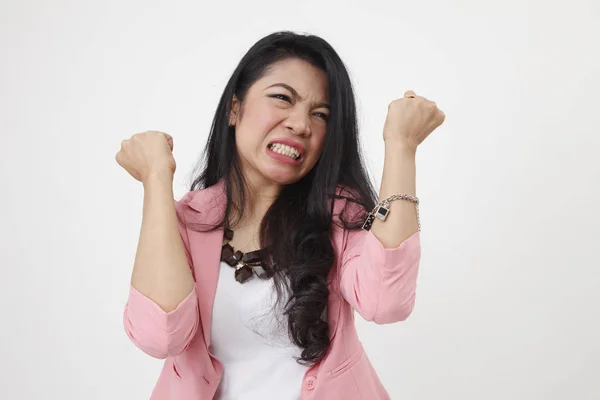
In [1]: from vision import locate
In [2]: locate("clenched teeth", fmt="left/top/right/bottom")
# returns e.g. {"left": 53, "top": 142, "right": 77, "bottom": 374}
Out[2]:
{"left": 269, "top": 143, "right": 301, "bottom": 160}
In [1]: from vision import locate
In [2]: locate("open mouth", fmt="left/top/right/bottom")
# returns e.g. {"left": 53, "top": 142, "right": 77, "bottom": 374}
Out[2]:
{"left": 267, "top": 143, "right": 302, "bottom": 161}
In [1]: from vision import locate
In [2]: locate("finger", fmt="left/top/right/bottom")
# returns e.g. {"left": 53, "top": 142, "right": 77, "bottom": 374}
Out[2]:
{"left": 115, "top": 152, "right": 128, "bottom": 170}
{"left": 404, "top": 90, "right": 417, "bottom": 98}
{"left": 163, "top": 133, "right": 174, "bottom": 151}
{"left": 438, "top": 109, "right": 446, "bottom": 123}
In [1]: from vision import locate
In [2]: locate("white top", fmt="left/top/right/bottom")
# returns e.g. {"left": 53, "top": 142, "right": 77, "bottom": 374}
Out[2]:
{"left": 210, "top": 261, "right": 309, "bottom": 400}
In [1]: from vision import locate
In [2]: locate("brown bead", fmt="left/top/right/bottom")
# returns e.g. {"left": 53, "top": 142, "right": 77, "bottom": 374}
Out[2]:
{"left": 252, "top": 264, "right": 268, "bottom": 278}
{"left": 235, "top": 264, "right": 253, "bottom": 283}
{"left": 224, "top": 250, "right": 243, "bottom": 267}
{"left": 220, "top": 234, "right": 274, "bottom": 283}
{"left": 242, "top": 250, "right": 262, "bottom": 264}
{"left": 221, "top": 243, "right": 234, "bottom": 261}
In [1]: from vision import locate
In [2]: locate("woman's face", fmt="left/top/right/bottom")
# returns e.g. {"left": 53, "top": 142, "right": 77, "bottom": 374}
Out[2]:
{"left": 230, "top": 58, "right": 330, "bottom": 187}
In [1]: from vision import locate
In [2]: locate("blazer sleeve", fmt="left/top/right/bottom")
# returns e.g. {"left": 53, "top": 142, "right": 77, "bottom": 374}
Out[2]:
{"left": 339, "top": 225, "right": 421, "bottom": 324}
{"left": 122, "top": 195, "right": 200, "bottom": 359}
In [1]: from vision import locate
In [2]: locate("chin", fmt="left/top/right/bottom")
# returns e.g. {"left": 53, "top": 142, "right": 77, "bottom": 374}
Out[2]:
{"left": 260, "top": 165, "right": 304, "bottom": 186}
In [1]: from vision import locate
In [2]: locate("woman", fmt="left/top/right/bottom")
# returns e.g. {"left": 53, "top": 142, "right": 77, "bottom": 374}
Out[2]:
{"left": 116, "top": 31, "right": 445, "bottom": 400}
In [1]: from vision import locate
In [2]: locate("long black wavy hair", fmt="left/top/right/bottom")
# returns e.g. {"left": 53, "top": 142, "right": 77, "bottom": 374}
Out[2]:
{"left": 188, "top": 31, "right": 377, "bottom": 365}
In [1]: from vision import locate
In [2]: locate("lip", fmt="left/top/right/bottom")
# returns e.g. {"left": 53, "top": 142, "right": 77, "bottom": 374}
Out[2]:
{"left": 267, "top": 138, "right": 306, "bottom": 158}
{"left": 266, "top": 146, "right": 302, "bottom": 166}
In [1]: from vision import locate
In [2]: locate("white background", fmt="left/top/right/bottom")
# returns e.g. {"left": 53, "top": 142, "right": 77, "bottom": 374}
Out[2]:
{"left": 1, "top": 0, "right": 599, "bottom": 399}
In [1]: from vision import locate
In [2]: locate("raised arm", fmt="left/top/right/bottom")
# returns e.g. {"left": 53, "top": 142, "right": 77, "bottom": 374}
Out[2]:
{"left": 339, "top": 90, "right": 444, "bottom": 324}
{"left": 116, "top": 131, "right": 199, "bottom": 358}
{"left": 129, "top": 172, "right": 195, "bottom": 311}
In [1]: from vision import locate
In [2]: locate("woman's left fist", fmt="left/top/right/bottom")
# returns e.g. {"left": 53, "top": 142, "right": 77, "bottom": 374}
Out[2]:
{"left": 382, "top": 90, "right": 445, "bottom": 150}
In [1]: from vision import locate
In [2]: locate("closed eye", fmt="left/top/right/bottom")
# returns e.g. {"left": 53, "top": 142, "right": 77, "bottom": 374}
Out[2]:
{"left": 270, "top": 94, "right": 291, "bottom": 102}
{"left": 270, "top": 94, "right": 329, "bottom": 121}
{"left": 314, "top": 112, "right": 329, "bottom": 121}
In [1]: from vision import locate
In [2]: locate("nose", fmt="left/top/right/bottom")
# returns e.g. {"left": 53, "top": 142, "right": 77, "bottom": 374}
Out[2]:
{"left": 284, "top": 110, "right": 311, "bottom": 137}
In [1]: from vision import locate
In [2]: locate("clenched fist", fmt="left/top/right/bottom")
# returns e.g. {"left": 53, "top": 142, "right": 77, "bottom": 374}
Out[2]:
{"left": 115, "top": 131, "right": 176, "bottom": 182}
{"left": 383, "top": 90, "right": 445, "bottom": 150}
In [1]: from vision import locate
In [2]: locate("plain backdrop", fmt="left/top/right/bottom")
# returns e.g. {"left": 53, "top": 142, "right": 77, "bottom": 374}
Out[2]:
{"left": 1, "top": 0, "right": 599, "bottom": 399}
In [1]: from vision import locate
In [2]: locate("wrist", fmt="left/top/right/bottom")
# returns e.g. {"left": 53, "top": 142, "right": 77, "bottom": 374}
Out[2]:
{"left": 384, "top": 138, "right": 417, "bottom": 156}
{"left": 142, "top": 168, "right": 174, "bottom": 188}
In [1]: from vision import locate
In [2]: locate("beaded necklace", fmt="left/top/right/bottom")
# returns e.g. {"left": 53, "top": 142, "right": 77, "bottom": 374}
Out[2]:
{"left": 220, "top": 227, "right": 275, "bottom": 284}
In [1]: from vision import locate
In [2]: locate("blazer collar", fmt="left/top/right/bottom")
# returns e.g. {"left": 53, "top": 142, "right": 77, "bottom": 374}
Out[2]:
{"left": 185, "top": 179, "right": 228, "bottom": 226}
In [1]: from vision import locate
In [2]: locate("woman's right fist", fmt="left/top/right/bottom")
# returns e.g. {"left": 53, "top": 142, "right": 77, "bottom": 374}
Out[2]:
{"left": 115, "top": 131, "right": 176, "bottom": 182}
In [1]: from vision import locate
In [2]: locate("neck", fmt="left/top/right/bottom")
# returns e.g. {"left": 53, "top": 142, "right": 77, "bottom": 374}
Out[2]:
{"left": 228, "top": 171, "right": 282, "bottom": 229}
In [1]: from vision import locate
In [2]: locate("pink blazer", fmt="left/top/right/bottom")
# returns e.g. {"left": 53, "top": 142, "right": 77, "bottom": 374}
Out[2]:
{"left": 123, "top": 181, "right": 421, "bottom": 399}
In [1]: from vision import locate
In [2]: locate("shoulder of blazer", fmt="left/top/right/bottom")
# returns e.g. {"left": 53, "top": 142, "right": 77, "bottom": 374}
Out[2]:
{"left": 175, "top": 180, "right": 227, "bottom": 227}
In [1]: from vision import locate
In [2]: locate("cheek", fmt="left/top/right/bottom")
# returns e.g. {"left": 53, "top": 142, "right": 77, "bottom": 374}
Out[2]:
{"left": 235, "top": 125, "right": 267, "bottom": 154}
{"left": 238, "top": 109, "right": 279, "bottom": 148}
{"left": 300, "top": 134, "right": 326, "bottom": 171}
{"left": 234, "top": 130, "right": 251, "bottom": 154}
{"left": 310, "top": 132, "right": 327, "bottom": 157}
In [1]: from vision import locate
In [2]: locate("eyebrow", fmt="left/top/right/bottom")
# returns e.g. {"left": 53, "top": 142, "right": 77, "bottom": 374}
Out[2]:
{"left": 265, "top": 83, "right": 330, "bottom": 109}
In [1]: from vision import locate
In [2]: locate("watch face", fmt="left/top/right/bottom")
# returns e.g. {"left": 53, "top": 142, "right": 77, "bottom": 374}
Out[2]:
{"left": 375, "top": 206, "right": 389, "bottom": 219}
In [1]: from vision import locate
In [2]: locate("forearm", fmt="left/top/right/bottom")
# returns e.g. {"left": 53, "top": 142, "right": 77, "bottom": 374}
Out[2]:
{"left": 130, "top": 171, "right": 195, "bottom": 312}
{"left": 370, "top": 141, "right": 419, "bottom": 248}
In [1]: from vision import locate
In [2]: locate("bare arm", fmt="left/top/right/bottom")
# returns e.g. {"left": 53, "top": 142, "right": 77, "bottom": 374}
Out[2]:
{"left": 370, "top": 91, "right": 445, "bottom": 248}
{"left": 130, "top": 170, "right": 195, "bottom": 312}
{"left": 370, "top": 144, "right": 418, "bottom": 248}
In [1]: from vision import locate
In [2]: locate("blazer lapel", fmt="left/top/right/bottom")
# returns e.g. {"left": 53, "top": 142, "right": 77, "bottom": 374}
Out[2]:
{"left": 184, "top": 180, "right": 227, "bottom": 349}
{"left": 191, "top": 226, "right": 222, "bottom": 349}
